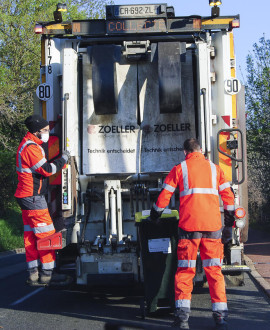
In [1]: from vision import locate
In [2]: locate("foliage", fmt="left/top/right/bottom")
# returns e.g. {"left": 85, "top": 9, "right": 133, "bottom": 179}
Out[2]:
{"left": 245, "top": 36, "right": 270, "bottom": 224}
{"left": 0, "top": 0, "right": 111, "bottom": 153}
{"left": 0, "top": 151, "right": 17, "bottom": 214}
{"left": 0, "top": 206, "right": 24, "bottom": 252}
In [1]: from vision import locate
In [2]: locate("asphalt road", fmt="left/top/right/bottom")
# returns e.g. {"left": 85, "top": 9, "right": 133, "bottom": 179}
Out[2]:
{"left": 0, "top": 254, "right": 270, "bottom": 330}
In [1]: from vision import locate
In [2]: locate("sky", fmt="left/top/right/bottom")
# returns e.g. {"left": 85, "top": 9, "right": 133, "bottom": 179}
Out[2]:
{"left": 113, "top": 0, "right": 270, "bottom": 82}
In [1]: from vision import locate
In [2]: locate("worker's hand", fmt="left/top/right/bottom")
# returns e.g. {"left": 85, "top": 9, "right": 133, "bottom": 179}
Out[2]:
{"left": 224, "top": 209, "right": 235, "bottom": 227}
{"left": 62, "top": 150, "right": 70, "bottom": 162}
{"left": 221, "top": 226, "right": 232, "bottom": 244}
{"left": 150, "top": 205, "right": 162, "bottom": 222}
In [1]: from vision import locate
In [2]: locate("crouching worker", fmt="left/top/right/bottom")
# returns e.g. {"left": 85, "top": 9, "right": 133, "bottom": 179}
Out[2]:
{"left": 15, "top": 115, "right": 69, "bottom": 286}
{"left": 150, "top": 138, "right": 235, "bottom": 330}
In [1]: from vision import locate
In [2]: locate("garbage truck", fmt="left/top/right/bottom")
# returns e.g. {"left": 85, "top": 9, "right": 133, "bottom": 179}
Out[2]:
{"left": 34, "top": 2, "right": 249, "bottom": 287}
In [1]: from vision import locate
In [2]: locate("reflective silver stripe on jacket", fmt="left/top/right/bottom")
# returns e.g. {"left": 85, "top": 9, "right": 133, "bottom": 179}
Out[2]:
{"left": 180, "top": 160, "right": 218, "bottom": 197}
{"left": 51, "top": 163, "right": 57, "bottom": 175}
{"left": 181, "top": 161, "right": 189, "bottom": 191}
{"left": 202, "top": 258, "right": 222, "bottom": 268}
{"left": 180, "top": 188, "right": 219, "bottom": 197}
{"left": 28, "top": 259, "right": 39, "bottom": 269}
{"left": 178, "top": 260, "right": 197, "bottom": 268}
{"left": 24, "top": 225, "right": 32, "bottom": 232}
{"left": 223, "top": 205, "right": 235, "bottom": 211}
{"left": 42, "top": 260, "right": 55, "bottom": 270}
{"left": 162, "top": 183, "right": 176, "bottom": 193}
{"left": 31, "top": 157, "right": 47, "bottom": 170}
{"left": 212, "top": 302, "right": 228, "bottom": 311}
{"left": 175, "top": 299, "right": 191, "bottom": 309}
{"left": 210, "top": 161, "right": 217, "bottom": 189}
{"left": 33, "top": 223, "right": 54, "bottom": 234}
{"left": 17, "top": 140, "right": 36, "bottom": 173}
{"left": 153, "top": 203, "right": 165, "bottom": 212}
{"left": 219, "top": 182, "right": 230, "bottom": 192}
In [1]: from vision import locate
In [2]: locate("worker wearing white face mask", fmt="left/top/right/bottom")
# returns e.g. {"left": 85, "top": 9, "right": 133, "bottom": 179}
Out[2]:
{"left": 15, "top": 115, "right": 70, "bottom": 285}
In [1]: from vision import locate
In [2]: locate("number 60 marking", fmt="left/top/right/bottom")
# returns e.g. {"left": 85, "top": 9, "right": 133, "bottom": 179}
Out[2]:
{"left": 36, "top": 83, "right": 53, "bottom": 101}
{"left": 224, "top": 78, "right": 241, "bottom": 95}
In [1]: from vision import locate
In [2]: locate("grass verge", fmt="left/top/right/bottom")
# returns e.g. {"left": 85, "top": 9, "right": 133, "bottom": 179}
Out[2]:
{"left": 0, "top": 205, "right": 24, "bottom": 252}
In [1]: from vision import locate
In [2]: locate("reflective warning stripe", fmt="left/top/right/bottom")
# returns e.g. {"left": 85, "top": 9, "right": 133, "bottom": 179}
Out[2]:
{"left": 210, "top": 161, "right": 217, "bottom": 189}
{"left": 28, "top": 259, "right": 39, "bottom": 269}
{"left": 16, "top": 167, "right": 32, "bottom": 173}
{"left": 202, "top": 258, "right": 222, "bottom": 268}
{"left": 31, "top": 158, "right": 47, "bottom": 170}
{"left": 24, "top": 225, "right": 32, "bottom": 232}
{"left": 180, "top": 160, "right": 218, "bottom": 196}
{"left": 153, "top": 203, "right": 165, "bottom": 212}
{"left": 33, "top": 223, "right": 54, "bottom": 234}
{"left": 41, "top": 260, "right": 55, "bottom": 270}
{"left": 162, "top": 183, "right": 176, "bottom": 193}
{"left": 50, "top": 163, "right": 57, "bottom": 175}
{"left": 224, "top": 205, "right": 235, "bottom": 211}
{"left": 212, "top": 302, "right": 228, "bottom": 311}
{"left": 178, "top": 260, "right": 197, "bottom": 268}
{"left": 18, "top": 140, "right": 36, "bottom": 173}
{"left": 175, "top": 299, "right": 191, "bottom": 309}
{"left": 181, "top": 161, "right": 189, "bottom": 191}
{"left": 219, "top": 182, "right": 230, "bottom": 192}
{"left": 180, "top": 188, "right": 218, "bottom": 197}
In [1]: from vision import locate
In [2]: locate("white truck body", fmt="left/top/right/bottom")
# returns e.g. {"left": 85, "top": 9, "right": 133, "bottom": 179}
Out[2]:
{"left": 35, "top": 3, "right": 249, "bottom": 286}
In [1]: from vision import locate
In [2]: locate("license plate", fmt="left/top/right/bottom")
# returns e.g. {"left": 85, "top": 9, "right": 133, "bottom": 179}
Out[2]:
{"left": 114, "top": 5, "right": 160, "bottom": 18}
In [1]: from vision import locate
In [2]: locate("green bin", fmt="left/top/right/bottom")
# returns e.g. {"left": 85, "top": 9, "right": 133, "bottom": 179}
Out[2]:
{"left": 136, "top": 210, "right": 179, "bottom": 315}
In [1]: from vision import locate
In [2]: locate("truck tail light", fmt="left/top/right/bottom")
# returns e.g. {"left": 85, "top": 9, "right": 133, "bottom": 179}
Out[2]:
{"left": 231, "top": 19, "right": 240, "bottom": 29}
{"left": 34, "top": 24, "right": 43, "bottom": 34}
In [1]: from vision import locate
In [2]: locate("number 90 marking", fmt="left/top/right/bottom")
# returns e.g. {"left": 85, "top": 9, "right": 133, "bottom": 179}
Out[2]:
{"left": 36, "top": 83, "right": 53, "bottom": 101}
{"left": 224, "top": 78, "right": 241, "bottom": 95}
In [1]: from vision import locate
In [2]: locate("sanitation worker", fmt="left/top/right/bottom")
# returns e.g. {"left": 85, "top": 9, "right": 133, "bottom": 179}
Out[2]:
{"left": 150, "top": 138, "right": 235, "bottom": 330}
{"left": 15, "top": 115, "right": 69, "bottom": 286}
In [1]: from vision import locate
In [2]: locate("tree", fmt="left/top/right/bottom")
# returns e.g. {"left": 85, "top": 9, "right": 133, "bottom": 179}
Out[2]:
{"left": 0, "top": 0, "right": 110, "bottom": 152}
{"left": 0, "top": 0, "right": 111, "bottom": 211}
{"left": 245, "top": 36, "right": 270, "bottom": 225}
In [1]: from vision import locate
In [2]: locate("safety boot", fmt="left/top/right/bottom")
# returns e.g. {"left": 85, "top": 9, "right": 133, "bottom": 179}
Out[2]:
{"left": 171, "top": 308, "right": 190, "bottom": 329}
{"left": 39, "top": 269, "right": 67, "bottom": 285}
{"left": 26, "top": 267, "right": 39, "bottom": 285}
{"left": 213, "top": 311, "right": 228, "bottom": 330}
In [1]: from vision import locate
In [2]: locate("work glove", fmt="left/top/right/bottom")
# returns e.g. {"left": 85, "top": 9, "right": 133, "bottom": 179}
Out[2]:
{"left": 221, "top": 226, "right": 232, "bottom": 244}
{"left": 224, "top": 209, "right": 235, "bottom": 227}
{"left": 150, "top": 205, "right": 163, "bottom": 222}
{"left": 62, "top": 150, "right": 70, "bottom": 162}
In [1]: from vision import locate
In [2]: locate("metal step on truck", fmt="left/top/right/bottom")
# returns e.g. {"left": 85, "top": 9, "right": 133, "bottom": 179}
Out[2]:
{"left": 34, "top": 1, "right": 250, "bottom": 289}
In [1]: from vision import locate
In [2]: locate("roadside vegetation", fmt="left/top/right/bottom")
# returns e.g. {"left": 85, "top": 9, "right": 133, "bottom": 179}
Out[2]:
{"left": 245, "top": 36, "right": 270, "bottom": 230}
{"left": 0, "top": 206, "right": 24, "bottom": 252}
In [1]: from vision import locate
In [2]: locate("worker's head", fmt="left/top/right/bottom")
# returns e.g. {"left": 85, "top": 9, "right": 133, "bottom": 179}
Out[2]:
{"left": 183, "top": 138, "right": 201, "bottom": 155}
{"left": 25, "top": 115, "right": 50, "bottom": 143}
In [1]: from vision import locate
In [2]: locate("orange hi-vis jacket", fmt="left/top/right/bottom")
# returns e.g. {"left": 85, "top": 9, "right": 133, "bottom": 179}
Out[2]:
{"left": 154, "top": 152, "right": 235, "bottom": 232}
{"left": 15, "top": 132, "right": 66, "bottom": 198}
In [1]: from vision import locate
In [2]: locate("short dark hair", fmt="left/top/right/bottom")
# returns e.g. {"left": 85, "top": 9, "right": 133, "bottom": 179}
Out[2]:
{"left": 183, "top": 138, "right": 201, "bottom": 153}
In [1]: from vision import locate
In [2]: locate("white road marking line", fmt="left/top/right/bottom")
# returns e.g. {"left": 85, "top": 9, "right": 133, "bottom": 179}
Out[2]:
{"left": 10, "top": 287, "right": 45, "bottom": 306}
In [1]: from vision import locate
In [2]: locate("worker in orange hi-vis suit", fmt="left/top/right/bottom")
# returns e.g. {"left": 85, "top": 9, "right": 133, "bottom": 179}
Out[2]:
{"left": 150, "top": 138, "right": 235, "bottom": 330}
{"left": 15, "top": 115, "right": 69, "bottom": 286}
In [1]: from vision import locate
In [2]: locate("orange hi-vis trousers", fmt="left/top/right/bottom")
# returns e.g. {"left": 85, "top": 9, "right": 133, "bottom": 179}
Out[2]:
{"left": 16, "top": 195, "right": 56, "bottom": 270}
{"left": 175, "top": 229, "right": 227, "bottom": 313}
